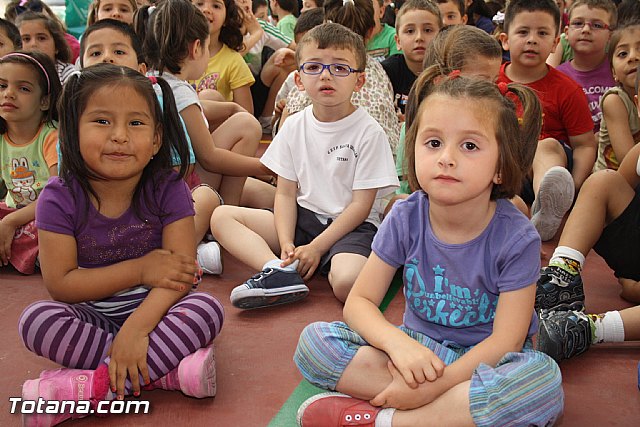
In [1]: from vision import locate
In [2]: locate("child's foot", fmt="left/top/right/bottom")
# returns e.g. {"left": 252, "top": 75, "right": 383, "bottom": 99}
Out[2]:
{"left": 536, "top": 309, "right": 593, "bottom": 363}
{"left": 230, "top": 267, "right": 308, "bottom": 309}
{"left": 535, "top": 265, "right": 585, "bottom": 311}
{"left": 145, "top": 343, "right": 217, "bottom": 398}
{"left": 197, "top": 241, "right": 223, "bottom": 275}
{"left": 531, "top": 166, "right": 575, "bottom": 241}
{"left": 22, "top": 364, "right": 110, "bottom": 427}
{"left": 297, "top": 392, "right": 381, "bottom": 427}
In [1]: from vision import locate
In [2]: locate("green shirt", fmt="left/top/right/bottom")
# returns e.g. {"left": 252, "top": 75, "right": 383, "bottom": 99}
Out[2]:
{"left": 367, "top": 24, "right": 400, "bottom": 62}
{"left": 276, "top": 14, "right": 297, "bottom": 41}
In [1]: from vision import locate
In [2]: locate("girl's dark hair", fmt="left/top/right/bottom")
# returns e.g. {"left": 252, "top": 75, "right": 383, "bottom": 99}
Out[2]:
{"left": 294, "top": 7, "right": 325, "bottom": 36}
{"left": 274, "top": 0, "right": 299, "bottom": 16}
{"left": 80, "top": 18, "right": 145, "bottom": 67}
{"left": 58, "top": 64, "right": 190, "bottom": 218}
{"left": 0, "top": 18, "right": 22, "bottom": 49}
{"left": 404, "top": 70, "right": 542, "bottom": 200}
{"left": 323, "top": 0, "right": 374, "bottom": 40}
{"left": 617, "top": 0, "right": 640, "bottom": 27}
{"left": 135, "top": 0, "right": 209, "bottom": 74}
{"left": 16, "top": 11, "right": 71, "bottom": 63}
{"left": 0, "top": 50, "right": 61, "bottom": 134}
{"left": 252, "top": 0, "right": 267, "bottom": 13}
{"left": 220, "top": 0, "right": 244, "bottom": 51}
{"left": 4, "top": 0, "right": 66, "bottom": 30}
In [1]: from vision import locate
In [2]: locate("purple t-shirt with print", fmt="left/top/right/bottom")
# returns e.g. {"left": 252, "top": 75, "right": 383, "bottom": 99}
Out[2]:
{"left": 557, "top": 58, "right": 615, "bottom": 133}
{"left": 372, "top": 192, "right": 540, "bottom": 347}
{"left": 36, "top": 172, "right": 194, "bottom": 269}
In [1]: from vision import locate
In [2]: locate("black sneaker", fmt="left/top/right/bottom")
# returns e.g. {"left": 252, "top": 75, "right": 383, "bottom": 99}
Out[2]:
{"left": 230, "top": 268, "right": 309, "bottom": 309}
{"left": 535, "top": 265, "right": 585, "bottom": 311}
{"left": 536, "top": 309, "right": 593, "bottom": 363}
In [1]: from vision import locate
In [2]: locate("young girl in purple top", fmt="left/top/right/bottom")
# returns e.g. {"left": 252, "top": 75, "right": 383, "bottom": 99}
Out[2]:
{"left": 293, "top": 73, "right": 564, "bottom": 426}
{"left": 18, "top": 64, "right": 224, "bottom": 426}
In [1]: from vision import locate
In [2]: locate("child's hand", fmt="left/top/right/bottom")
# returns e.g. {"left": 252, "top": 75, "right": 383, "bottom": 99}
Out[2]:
{"left": 292, "top": 243, "right": 323, "bottom": 280}
{"left": 244, "top": 11, "right": 262, "bottom": 34}
{"left": 370, "top": 361, "right": 439, "bottom": 410}
{"left": 274, "top": 99, "right": 286, "bottom": 117}
{"left": 387, "top": 338, "right": 445, "bottom": 389}
{"left": 139, "top": 249, "right": 198, "bottom": 292}
{"left": 107, "top": 327, "right": 150, "bottom": 400}
{"left": 271, "top": 48, "right": 295, "bottom": 68}
{"left": 0, "top": 220, "right": 16, "bottom": 266}
{"left": 280, "top": 242, "right": 296, "bottom": 266}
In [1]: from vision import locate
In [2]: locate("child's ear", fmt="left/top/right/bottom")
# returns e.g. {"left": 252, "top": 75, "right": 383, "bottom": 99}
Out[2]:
{"left": 153, "top": 127, "right": 162, "bottom": 155}
{"left": 353, "top": 71, "right": 366, "bottom": 93}
{"left": 498, "top": 32, "right": 509, "bottom": 51}
{"left": 40, "top": 94, "right": 50, "bottom": 112}
{"left": 394, "top": 33, "right": 401, "bottom": 51}
{"left": 190, "top": 39, "right": 202, "bottom": 59}
{"left": 493, "top": 171, "right": 502, "bottom": 185}
{"left": 462, "top": 14, "right": 468, "bottom": 25}
{"left": 563, "top": 25, "right": 569, "bottom": 36}
{"left": 294, "top": 70, "right": 305, "bottom": 91}
{"left": 550, "top": 34, "right": 560, "bottom": 54}
{"left": 138, "top": 62, "right": 148, "bottom": 74}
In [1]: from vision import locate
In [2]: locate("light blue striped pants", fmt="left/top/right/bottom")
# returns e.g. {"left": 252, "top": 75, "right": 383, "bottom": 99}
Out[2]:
{"left": 294, "top": 321, "right": 563, "bottom": 427}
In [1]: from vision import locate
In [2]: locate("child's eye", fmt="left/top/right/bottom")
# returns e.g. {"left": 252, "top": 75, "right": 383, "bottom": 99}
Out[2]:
{"left": 517, "top": 29, "right": 528, "bottom": 35}
{"left": 333, "top": 64, "right": 348, "bottom": 73}
{"left": 89, "top": 50, "right": 102, "bottom": 57}
{"left": 0, "top": 83, "right": 7, "bottom": 89}
{"left": 130, "top": 120, "right": 143, "bottom": 126}
{"left": 115, "top": 49, "right": 127, "bottom": 55}
{"left": 462, "top": 142, "right": 478, "bottom": 151}
{"left": 37, "top": 35, "right": 48, "bottom": 42}
{"left": 616, "top": 50, "right": 628, "bottom": 58}
{"left": 95, "top": 119, "right": 109, "bottom": 125}
{"left": 425, "top": 139, "right": 441, "bottom": 148}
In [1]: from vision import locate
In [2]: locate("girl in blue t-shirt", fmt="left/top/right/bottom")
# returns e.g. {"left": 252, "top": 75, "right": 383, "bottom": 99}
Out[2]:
{"left": 18, "top": 64, "right": 224, "bottom": 426}
{"left": 293, "top": 74, "right": 565, "bottom": 426}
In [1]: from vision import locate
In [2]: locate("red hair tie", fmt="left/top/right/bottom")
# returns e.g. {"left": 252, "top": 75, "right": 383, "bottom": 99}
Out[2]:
{"left": 148, "top": 75, "right": 158, "bottom": 85}
{"left": 497, "top": 82, "right": 509, "bottom": 95}
{"left": 448, "top": 69, "right": 461, "bottom": 79}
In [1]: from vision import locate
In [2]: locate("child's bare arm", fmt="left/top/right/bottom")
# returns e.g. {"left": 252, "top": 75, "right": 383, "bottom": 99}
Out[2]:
{"left": 238, "top": 12, "right": 264, "bottom": 55}
{"left": 617, "top": 142, "right": 640, "bottom": 189}
{"left": 274, "top": 176, "right": 298, "bottom": 260}
{"left": 603, "top": 94, "right": 636, "bottom": 165}
{"left": 232, "top": 85, "right": 254, "bottom": 115}
{"left": 569, "top": 131, "right": 597, "bottom": 190}
{"left": 181, "top": 104, "right": 267, "bottom": 176}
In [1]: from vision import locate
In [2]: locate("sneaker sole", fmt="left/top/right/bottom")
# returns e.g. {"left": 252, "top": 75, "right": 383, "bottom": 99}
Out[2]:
{"left": 178, "top": 345, "right": 216, "bottom": 398}
{"left": 531, "top": 167, "right": 575, "bottom": 241}
{"left": 22, "top": 377, "right": 55, "bottom": 427}
{"left": 231, "top": 284, "right": 309, "bottom": 309}
{"left": 296, "top": 392, "right": 350, "bottom": 427}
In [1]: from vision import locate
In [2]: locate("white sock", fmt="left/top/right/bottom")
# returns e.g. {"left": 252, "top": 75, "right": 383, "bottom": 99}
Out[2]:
{"left": 262, "top": 258, "right": 297, "bottom": 272}
{"left": 593, "top": 311, "right": 625, "bottom": 343}
{"left": 550, "top": 246, "right": 586, "bottom": 267}
{"left": 375, "top": 408, "right": 395, "bottom": 427}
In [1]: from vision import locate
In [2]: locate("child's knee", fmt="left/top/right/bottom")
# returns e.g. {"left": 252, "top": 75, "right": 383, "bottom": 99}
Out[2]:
{"left": 210, "top": 205, "right": 239, "bottom": 233}
{"left": 328, "top": 272, "right": 357, "bottom": 302}
{"left": 18, "top": 301, "right": 68, "bottom": 348}
{"left": 619, "top": 278, "right": 640, "bottom": 304}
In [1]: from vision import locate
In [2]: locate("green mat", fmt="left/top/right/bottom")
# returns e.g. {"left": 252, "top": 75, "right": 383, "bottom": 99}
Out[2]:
{"left": 268, "top": 272, "right": 403, "bottom": 426}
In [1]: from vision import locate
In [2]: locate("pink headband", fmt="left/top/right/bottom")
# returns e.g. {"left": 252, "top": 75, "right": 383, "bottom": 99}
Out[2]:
{"left": 1, "top": 52, "right": 51, "bottom": 94}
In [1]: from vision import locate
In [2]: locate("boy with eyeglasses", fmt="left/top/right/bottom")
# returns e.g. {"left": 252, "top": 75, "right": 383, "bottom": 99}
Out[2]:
{"left": 556, "top": 0, "right": 617, "bottom": 133}
{"left": 211, "top": 23, "right": 399, "bottom": 309}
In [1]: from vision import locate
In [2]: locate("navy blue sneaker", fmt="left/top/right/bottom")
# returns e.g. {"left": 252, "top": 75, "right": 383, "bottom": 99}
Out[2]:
{"left": 230, "top": 268, "right": 309, "bottom": 309}
{"left": 535, "top": 266, "right": 585, "bottom": 312}
{"left": 536, "top": 309, "right": 593, "bottom": 363}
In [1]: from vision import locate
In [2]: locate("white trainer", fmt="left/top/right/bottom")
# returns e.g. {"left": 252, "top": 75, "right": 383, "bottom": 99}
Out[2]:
{"left": 531, "top": 166, "right": 575, "bottom": 241}
{"left": 197, "top": 242, "right": 223, "bottom": 275}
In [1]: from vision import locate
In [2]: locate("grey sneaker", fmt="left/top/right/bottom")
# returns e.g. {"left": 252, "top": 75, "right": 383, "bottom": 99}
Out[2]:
{"left": 230, "top": 268, "right": 309, "bottom": 309}
{"left": 535, "top": 265, "right": 585, "bottom": 311}
{"left": 531, "top": 166, "right": 575, "bottom": 241}
{"left": 536, "top": 309, "right": 593, "bottom": 363}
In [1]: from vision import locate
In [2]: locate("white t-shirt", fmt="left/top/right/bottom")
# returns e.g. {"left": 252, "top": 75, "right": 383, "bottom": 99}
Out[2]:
{"left": 261, "top": 106, "right": 399, "bottom": 226}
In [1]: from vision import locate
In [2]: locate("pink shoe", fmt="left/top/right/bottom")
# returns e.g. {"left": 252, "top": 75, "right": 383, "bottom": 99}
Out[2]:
{"left": 145, "top": 343, "right": 216, "bottom": 398}
{"left": 22, "top": 364, "right": 110, "bottom": 427}
{"left": 297, "top": 392, "right": 381, "bottom": 427}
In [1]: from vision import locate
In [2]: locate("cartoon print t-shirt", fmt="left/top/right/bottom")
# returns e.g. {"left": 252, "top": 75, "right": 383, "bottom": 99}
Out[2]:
{"left": 0, "top": 123, "right": 58, "bottom": 208}
{"left": 372, "top": 191, "right": 540, "bottom": 347}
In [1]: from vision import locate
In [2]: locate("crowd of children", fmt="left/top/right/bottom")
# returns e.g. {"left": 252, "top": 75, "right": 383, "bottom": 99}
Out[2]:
{"left": 0, "top": 0, "right": 638, "bottom": 425}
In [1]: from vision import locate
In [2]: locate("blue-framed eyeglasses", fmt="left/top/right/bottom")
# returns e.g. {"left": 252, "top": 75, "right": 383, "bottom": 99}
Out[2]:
{"left": 299, "top": 62, "right": 363, "bottom": 77}
{"left": 569, "top": 20, "right": 610, "bottom": 31}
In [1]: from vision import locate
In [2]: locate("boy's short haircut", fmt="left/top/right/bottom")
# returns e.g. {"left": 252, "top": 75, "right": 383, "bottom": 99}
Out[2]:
{"left": 0, "top": 18, "right": 22, "bottom": 50}
{"left": 275, "top": 0, "right": 299, "bottom": 16}
{"left": 252, "top": 0, "right": 267, "bottom": 13}
{"left": 568, "top": 0, "right": 617, "bottom": 29}
{"left": 295, "top": 22, "right": 367, "bottom": 70}
{"left": 396, "top": 0, "right": 442, "bottom": 31}
{"left": 503, "top": 0, "right": 560, "bottom": 34}
{"left": 294, "top": 8, "right": 325, "bottom": 36}
{"left": 80, "top": 19, "right": 145, "bottom": 67}
{"left": 435, "top": 0, "right": 465, "bottom": 17}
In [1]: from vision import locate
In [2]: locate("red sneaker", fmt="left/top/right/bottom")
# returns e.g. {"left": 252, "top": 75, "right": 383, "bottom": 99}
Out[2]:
{"left": 297, "top": 392, "right": 381, "bottom": 426}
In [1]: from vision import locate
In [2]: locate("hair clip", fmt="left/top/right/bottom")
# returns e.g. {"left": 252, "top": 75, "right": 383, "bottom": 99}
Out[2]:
{"left": 19, "top": 0, "right": 28, "bottom": 6}
{"left": 497, "top": 82, "right": 509, "bottom": 95}
{"left": 342, "top": 0, "right": 354, "bottom": 5}
{"left": 148, "top": 75, "right": 158, "bottom": 84}
{"left": 492, "top": 11, "right": 505, "bottom": 25}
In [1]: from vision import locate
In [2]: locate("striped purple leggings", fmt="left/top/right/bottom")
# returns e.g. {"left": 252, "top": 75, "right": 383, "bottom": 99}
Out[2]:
{"left": 18, "top": 291, "right": 224, "bottom": 395}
